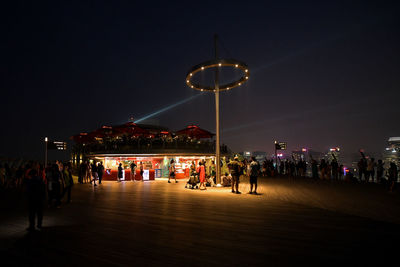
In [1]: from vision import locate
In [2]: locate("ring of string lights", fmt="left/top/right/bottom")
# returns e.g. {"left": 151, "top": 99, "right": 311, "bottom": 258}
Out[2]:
{"left": 185, "top": 59, "right": 249, "bottom": 92}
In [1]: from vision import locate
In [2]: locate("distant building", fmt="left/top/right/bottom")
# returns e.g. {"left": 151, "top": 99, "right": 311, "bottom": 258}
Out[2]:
{"left": 291, "top": 148, "right": 324, "bottom": 162}
{"left": 239, "top": 151, "right": 267, "bottom": 163}
{"left": 252, "top": 151, "right": 267, "bottom": 163}
{"left": 324, "top": 147, "right": 340, "bottom": 163}
{"left": 383, "top": 137, "right": 400, "bottom": 166}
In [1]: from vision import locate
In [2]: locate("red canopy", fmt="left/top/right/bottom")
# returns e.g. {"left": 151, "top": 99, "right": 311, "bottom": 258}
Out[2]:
{"left": 70, "top": 132, "right": 95, "bottom": 144}
{"left": 175, "top": 125, "right": 214, "bottom": 139}
{"left": 112, "top": 122, "right": 149, "bottom": 137}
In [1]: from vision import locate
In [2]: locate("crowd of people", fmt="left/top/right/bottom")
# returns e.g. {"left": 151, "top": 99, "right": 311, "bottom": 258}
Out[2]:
{"left": 77, "top": 161, "right": 105, "bottom": 185}
{"left": 0, "top": 159, "right": 74, "bottom": 231}
{"left": 182, "top": 156, "right": 261, "bottom": 194}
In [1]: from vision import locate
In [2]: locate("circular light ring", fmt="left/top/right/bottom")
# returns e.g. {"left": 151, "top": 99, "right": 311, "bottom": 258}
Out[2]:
{"left": 186, "top": 59, "right": 249, "bottom": 92}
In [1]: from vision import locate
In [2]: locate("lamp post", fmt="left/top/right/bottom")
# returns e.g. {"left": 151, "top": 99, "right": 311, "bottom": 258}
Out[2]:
{"left": 45, "top": 137, "right": 48, "bottom": 169}
{"left": 214, "top": 35, "right": 221, "bottom": 186}
{"left": 186, "top": 35, "right": 250, "bottom": 185}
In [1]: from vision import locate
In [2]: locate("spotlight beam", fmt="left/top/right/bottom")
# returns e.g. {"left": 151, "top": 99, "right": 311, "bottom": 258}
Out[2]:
{"left": 134, "top": 94, "right": 202, "bottom": 123}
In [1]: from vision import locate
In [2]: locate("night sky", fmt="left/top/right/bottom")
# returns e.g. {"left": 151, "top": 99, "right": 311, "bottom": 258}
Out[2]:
{"left": 2, "top": 1, "right": 400, "bottom": 164}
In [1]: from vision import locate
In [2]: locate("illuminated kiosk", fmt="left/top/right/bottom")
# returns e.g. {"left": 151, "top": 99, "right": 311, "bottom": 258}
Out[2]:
{"left": 186, "top": 35, "right": 250, "bottom": 185}
{"left": 71, "top": 122, "right": 231, "bottom": 181}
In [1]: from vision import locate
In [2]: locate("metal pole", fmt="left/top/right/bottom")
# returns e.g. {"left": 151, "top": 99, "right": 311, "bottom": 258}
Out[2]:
{"left": 214, "top": 34, "right": 221, "bottom": 185}
{"left": 274, "top": 140, "right": 278, "bottom": 172}
{"left": 45, "top": 137, "right": 48, "bottom": 169}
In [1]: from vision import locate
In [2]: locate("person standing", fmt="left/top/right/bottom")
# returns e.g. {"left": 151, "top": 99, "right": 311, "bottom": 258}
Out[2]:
{"left": 51, "top": 164, "right": 62, "bottom": 208}
{"left": 139, "top": 161, "right": 144, "bottom": 182}
{"left": 25, "top": 168, "right": 46, "bottom": 231}
{"left": 367, "top": 158, "right": 376, "bottom": 183}
{"left": 62, "top": 163, "right": 73, "bottom": 203}
{"left": 117, "top": 163, "right": 123, "bottom": 182}
{"left": 331, "top": 159, "right": 339, "bottom": 180}
{"left": 228, "top": 156, "right": 242, "bottom": 194}
{"left": 197, "top": 161, "right": 206, "bottom": 189}
{"left": 168, "top": 159, "right": 177, "bottom": 183}
{"left": 209, "top": 161, "right": 216, "bottom": 184}
{"left": 376, "top": 159, "right": 384, "bottom": 184}
{"left": 249, "top": 156, "right": 260, "bottom": 194}
{"left": 97, "top": 162, "right": 104, "bottom": 184}
{"left": 130, "top": 161, "right": 137, "bottom": 181}
{"left": 388, "top": 162, "right": 398, "bottom": 192}
{"left": 91, "top": 162, "right": 98, "bottom": 186}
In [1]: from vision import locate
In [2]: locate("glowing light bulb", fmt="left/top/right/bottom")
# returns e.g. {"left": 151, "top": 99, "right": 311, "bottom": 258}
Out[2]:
{"left": 201, "top": 66, "right": 204, "bottom": 70}
{"left": 245, "top": 69, "right": 248, "bottom": 72}
{"left": 201, "top": 89, "right": 203, "bottom": 91}
{"left": 190, "top": 73, "right": 192, "bottom": 76}
{"left": 235, "top": 64, "right": 238, "bottom": 67}
{"left": 218, "top": 63, "right": 222, "bottom": 67}
{"left": 186, "top": 80, "right": 189, "bottom": 83}
{"left": 246, "top": 76, "right": 248, "bottom": 79}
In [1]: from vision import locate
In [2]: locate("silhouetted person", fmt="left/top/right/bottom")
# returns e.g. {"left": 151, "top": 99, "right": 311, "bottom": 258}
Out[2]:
{"left": 98, "top": 162, "right": 104, "bottom": 184}
{"left": 331, "top": 160, "right": 339, "bottom": 180}
{"left": 376, "top": 159, "right": 384, "bottom": 183}
{"left": 48, "top": 164, "right": 62, "bottom": 208}
{"left": 62, "top": 163, "right": 73, "bottom": 203}
{"left": 367, "top": 158, "right": 376, "bottom": 183}
{"left": 249, "top": 156, "right": 260, "bottom": 194}
{"left": 26, "top": 169, "right": 45, "bottom": 231}
{"left": 117, "top": 163, "right": 123, "bottom": 182}
{"left": 311, "top": 160, "right": 319, "bottom": 179}
{"left": 90, "top": 162, "right": 97, "bottom": 186}
{"left": 130, "top": 161, "right": 137, "bottom": 181}
{"left": 168, "top": 159, "right": 177, "bottom": 183}
{"left": 388, "top": 162, "right": 398, "bottom": 192}
{"left": 228, "top": 156, "right": 242, "bottom": 194}
{"left": 357, "top": 158, "right": 367, "bottom": 182}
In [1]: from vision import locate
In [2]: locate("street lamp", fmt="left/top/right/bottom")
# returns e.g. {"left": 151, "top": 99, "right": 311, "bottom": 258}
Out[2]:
{"left": 44, "top": 137, "right": 48, "bottom": 169}
{"left": 186, "top": 35, "right": 250, "bottom": 185}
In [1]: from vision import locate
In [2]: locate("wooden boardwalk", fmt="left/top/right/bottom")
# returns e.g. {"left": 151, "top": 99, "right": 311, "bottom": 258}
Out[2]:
{"left": 1, "top": 177, "right": 399, "bottom": 266}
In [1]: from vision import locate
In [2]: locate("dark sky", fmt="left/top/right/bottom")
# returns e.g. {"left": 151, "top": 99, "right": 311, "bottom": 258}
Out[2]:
{"left": 2, "top": 1, "right": 400, "bottom": 164}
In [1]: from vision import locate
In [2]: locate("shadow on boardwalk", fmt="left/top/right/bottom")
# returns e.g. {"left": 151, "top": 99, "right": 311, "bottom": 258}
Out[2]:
{"left": 1, "top": 178, "right": 399, "bottom": 266}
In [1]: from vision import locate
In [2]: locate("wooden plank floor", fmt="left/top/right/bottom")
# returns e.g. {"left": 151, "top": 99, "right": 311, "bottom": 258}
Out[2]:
{"left": 1, "top": 177, "right": 399, "bottom": 266}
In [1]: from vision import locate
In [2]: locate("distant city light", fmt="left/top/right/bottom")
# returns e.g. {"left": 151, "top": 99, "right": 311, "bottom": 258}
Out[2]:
{"left": 301, "top": 148, "right": 307, "bottom": 152}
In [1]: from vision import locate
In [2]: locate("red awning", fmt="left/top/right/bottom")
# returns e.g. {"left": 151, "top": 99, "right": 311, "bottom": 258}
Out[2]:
{"left": 112, "top": 122, "right": 149, "bottom": 137}
{"left": 175, "top": 125, "right": 214, "bottom": 139}
{"left": 70, "top": 132, "right": 95, "bottom": 144}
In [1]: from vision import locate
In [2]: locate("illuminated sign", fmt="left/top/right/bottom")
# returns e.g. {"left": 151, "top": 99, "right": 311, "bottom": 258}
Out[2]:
{"left": 275, "top": 142, "right": 287, "bottom": 150}
{"left": 47, "top": 141, "right": 67, "bottom": 150}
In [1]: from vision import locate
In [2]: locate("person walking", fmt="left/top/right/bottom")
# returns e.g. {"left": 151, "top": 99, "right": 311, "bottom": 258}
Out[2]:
{"left": 228, "top": 156, "right": 242, "bottom": 194}
{"left": 249, "top": 156, "right": 260, "bottom": 194}
{"left": 117, "top": 163, "right": 123, "bottom": 182}
{"left": 91, "top": 162, "right": 98, "bottom": 186}
{"left": 97, "top": 162, "right": 104, "bottom": 184}
{"left": 25, "top": 168, "right": 46, "bottom": 231}
{"left": 130, "top": 161, "right": 137, "bottom": 181}
{"left": 168, "top": 159, "right": 177, "bottom": 183}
